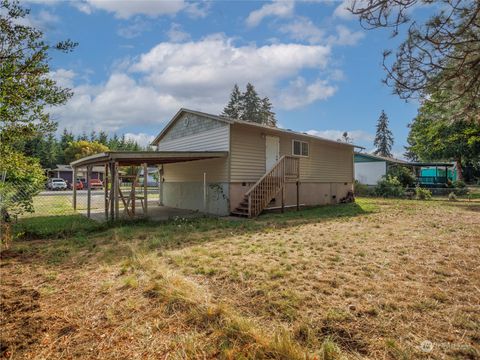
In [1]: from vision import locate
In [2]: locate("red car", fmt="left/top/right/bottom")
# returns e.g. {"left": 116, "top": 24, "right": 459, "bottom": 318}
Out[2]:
{"left": 69, "top": 179, "right": 84, "bottom": 190}
{"left": 89, "top": 178, "right": 103, "bottom": 190}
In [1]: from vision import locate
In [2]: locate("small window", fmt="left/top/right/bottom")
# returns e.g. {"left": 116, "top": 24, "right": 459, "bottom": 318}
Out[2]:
{"left": 292, "top": 140, "right": 309, "bottom": 157}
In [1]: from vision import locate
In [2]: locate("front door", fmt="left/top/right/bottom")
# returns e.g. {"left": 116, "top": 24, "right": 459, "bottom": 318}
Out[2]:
{"left": 265, "top": 135, "right": 280, "bottom": 171}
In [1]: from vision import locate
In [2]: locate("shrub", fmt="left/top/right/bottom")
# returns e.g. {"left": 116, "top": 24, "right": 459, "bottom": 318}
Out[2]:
{"left": 448, "top": 192, "right": 457, "bottom": 201}
{"left": 354, "top": 180, "right": 374, "bottom": 196}
{"left": 415, "top": 185, "right": 432, "bottom": 200}
{"left": 375, "top": 176, "right": 404, "bottom": 198}
{"left": 388, "top": 165, "right": 416, "bottom": 187}
{"left": 453, "top": 180, "right": 468, "bottom": 195}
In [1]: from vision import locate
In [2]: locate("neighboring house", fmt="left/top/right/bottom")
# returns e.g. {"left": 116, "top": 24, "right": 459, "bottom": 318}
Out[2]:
{"left": 354, "top": 152, "right": 456, "bottom": 186}
{"left": 151, "top": 109, "right": 355, "bottom": 216}
{"left": 49, "top": 164, "right": 104, "bottom": 185}
{"left": 354, "top": 153, "right": 409, "bottom": 185}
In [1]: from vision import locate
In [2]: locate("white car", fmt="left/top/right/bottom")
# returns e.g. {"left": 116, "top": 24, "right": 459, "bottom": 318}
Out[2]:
{"left": 47, "top": 178, "right": 68, "bottom": 190}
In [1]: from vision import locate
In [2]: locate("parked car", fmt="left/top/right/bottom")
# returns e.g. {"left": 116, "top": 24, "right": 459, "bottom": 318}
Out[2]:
{"left": 69, "top": 179, "right": 84, "bottom": 190}
{"left": 89, "top": 178, "right": 103, "bottom": 190}
{"left": 78, "top": 177, "right": 103, "bottom": 190}
{"left": 47, "top": 178, "right": 68, "bottom": 191}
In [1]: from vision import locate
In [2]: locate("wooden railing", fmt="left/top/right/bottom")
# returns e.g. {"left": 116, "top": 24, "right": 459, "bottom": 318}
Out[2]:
{"left": 245, "top": 155, "right": 299, "bottom": 217}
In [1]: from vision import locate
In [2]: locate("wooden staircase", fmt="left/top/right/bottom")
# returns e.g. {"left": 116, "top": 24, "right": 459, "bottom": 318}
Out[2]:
{"left": 232, "top": 155, "right": 300, "bottom": 218}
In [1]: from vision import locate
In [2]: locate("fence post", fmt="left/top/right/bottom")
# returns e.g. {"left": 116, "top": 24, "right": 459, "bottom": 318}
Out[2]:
{"left": 73, "top": 166, "right": 77, "bottom": 211}
{"left": 86, "top": 165, "right": 91, "bottom": 219}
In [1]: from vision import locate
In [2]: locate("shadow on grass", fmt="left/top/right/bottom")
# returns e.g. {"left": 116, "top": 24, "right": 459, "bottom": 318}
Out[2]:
{"left": 6, "top": 199, "right": 377, "bottom": 266}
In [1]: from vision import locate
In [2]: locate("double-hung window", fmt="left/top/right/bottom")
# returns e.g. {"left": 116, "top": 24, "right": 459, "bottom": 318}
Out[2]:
{"left": 292, "top": 140, "right": 309, "bottom": 157}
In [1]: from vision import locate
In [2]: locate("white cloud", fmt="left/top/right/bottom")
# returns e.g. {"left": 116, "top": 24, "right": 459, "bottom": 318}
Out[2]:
{"left": 51, "top": 35, "right": 337, "bottom": 133}
{"left": 73, "top": 0, "right": 188, "bottom": 19}
{"left": 166, "top": 23, "right": 191, "bottom": 42}
{"left": 279, "top": 17, "right": 364, "bottom": 46}
{"left": 278, "top": 77, "right": 337, "bottom": 109}
{"left": 333, "top": 0, "right": 355, "bottom": 19}
{"left": 246, "top": 1, "right": 294, "bottom": 28}
{"left": 327, "top": 25, "right": 364, "bottom": 46}
{"left": 306, "top": 129, "right": 374, "bottom": 143}
{"left": 279, "top": 16, "right": 324, "bottom": 44}
{"left": 124, "top": 132, "right": 155, "bottom": 147}
{"left": 117, "top": 17, "right": 151, "bottom": 39}
{"left": 50, "top": 69, "right": 76, "bottom": 88}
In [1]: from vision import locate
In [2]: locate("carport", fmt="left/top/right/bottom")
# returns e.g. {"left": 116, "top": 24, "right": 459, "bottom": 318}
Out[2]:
{"left": 70, "top": 151, "right": 228, "bottom": 221}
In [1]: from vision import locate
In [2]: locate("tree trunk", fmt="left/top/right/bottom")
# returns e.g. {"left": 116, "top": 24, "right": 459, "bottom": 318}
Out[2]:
{"left": 456, "top": 158, "right": 463, "bottom": 181}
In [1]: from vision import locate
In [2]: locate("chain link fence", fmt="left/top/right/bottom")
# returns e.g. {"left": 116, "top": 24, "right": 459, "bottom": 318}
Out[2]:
{"left": 0, "top": 177, "right": 163, "bottom": 220}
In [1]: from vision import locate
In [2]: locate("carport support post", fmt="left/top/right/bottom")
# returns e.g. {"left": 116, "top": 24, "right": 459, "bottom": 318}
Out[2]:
{"left": 87, "top": 165, "right": 92, "bottom": 219}
{"left": 143, "top": 163, "right": 148, "bottom": 216}
{"left": 104, "top": 164, "right": 109, "bottom": 221}
{"left": 73, "top": 166, "right": 77, "bottom": 211}
{"left": 109, "top": 162, "right": 115, "bottom": 221}
{"left": 114, "top": 162, "right": 120, "bottom": 220}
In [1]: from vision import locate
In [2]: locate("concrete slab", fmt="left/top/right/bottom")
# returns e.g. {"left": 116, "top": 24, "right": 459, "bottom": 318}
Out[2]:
{"left": 79, "top": 201, "right": 203, "bottom": 222}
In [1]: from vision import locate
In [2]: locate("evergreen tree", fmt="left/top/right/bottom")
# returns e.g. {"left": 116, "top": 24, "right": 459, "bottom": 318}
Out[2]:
{"left": 89, "top": 130, "right": 97, "bottom": 142}
{"left": 259, "top": 97, "right": 276, "bottom": 127}
{"left": 241, "top": 83, "right": 261, "bottom": 123}
{"left": 222, "top": 84, "right": 242, "bottom": 119}
{"left": 98, "top": 131, "right": 108, "bottom": 145}
{"left": 40, "top": 133, "right": 59, "bottom": 169}
{"left": 373, "top": 110, "right": 394, "bottom": 157}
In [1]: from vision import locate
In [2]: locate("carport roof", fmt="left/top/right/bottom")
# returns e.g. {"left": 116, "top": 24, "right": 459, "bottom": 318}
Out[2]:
{"left": 70, "top": 151, "right": 228, "bottom": 167}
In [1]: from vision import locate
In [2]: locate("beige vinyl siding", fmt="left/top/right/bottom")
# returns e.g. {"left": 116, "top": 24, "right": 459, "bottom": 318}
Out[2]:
{"left": 157, "top": 126, "right": 229, "bottom": 151}
{"left": 163, "top": 158, "right": 229, "bottom": 183}
{"left": 230, "top": 124, "right": 266, "bottom": 182}
{"left": 279, "top": 135, "right": 353, "bottom": 182}
{"left": 230, "top": 124, "right": 353, "bottom": 183}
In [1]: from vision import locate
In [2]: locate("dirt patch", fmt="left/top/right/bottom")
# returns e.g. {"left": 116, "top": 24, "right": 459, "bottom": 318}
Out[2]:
{"left": 0, "top": 281, "right": 46, "bottom": 358}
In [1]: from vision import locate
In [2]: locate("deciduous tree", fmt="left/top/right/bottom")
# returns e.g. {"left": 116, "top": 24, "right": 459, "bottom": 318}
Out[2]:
{"left": 348, "top": 0, "right": 480, "bottom": 122}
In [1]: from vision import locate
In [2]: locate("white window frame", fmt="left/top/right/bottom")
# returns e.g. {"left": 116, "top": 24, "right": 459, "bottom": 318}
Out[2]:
{"left": 292, "top": 139, "right": 309, "bottom": 157}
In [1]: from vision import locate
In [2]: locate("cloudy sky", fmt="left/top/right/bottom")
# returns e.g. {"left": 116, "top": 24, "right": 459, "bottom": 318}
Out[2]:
{"left": 24, "top": 0, "right": 432, "bottom": 156}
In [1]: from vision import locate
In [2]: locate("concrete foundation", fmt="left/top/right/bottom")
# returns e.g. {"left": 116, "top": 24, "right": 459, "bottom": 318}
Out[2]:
{"left": 162, "top": 182, "right": 229, "bottom": 216}
{"left": 229, "top": 182, "right": 354, "bottom": 212}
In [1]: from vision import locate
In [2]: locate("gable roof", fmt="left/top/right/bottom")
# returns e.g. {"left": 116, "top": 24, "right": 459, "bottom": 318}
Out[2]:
{"left": 151, "top": 108, "right": 359, "bottom": 149}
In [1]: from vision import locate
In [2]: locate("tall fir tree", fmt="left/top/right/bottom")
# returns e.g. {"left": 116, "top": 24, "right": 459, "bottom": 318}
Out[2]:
{"left": 373, "top": 110, "right": 394, "bottom": 157}
{"left": 259, "top": 97, "right": 276, "bottom": 127}
{"left": 241, "top": 83, "right": 261, "bottom": 123}
{"left": 222, "top": 84, "right": 242, "bottom": 119}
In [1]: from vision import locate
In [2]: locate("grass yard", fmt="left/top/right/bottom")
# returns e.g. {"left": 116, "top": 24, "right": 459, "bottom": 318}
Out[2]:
{"left": 1, "top": 198, "right": 479, "bottom": 359}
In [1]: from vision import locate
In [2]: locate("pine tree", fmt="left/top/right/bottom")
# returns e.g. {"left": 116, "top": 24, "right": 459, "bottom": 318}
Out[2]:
{"left": 373, "top": 110, "right": 394, "bottom": 157}
{"left": 98, "top": 131, "right": 108, "bottom": 145}
{"left": 259, "top": 97, "right": 276, "bottom": 127}
{"left": 241, "top": 83, "right": 261, "bottom": 123}
{"left": 40, "top": 133, "right": 59, "bottom": 169}
{"left": 222, "top": 84, "right": 242, "bottom": 119}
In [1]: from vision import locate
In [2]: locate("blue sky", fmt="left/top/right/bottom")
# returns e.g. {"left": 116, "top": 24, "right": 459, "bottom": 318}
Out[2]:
{"left": 24, "top": 0, "right": 431, "bottom": 156}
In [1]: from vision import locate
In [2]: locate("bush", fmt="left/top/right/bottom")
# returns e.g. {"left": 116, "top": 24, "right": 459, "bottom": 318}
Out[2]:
{"left": 388, "top": 165, "right": 416, "bottom": 187}
{"left": 415, "top": 185, "right": 432, "bottom": 200}
{"left": 375, "top": 176, "right": 404, "bottom": 198}
{"left": 354, "top": 180, "right": 374, "bottom": 196}
{"left": 453, "top": 180, "right": 469, "bottom": 195}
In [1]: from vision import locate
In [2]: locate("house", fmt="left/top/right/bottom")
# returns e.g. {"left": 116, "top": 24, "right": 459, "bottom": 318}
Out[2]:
{"left": 71, "top": 108, "right": 356, "bottom": 219}
{"left": 49, "top": 164, "right": 104, "bottom": 185}
{"left": 354, "top": 153, "right": 409, "bottom": 185}
{"left": 151, "top": 109, "right": 355, "bottom": 216}
{"left": 354, "top": 152, "right": 457, "bottom": 187}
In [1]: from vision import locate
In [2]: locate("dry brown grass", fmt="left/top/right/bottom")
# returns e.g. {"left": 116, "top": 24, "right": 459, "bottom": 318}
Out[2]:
{"left": 1, "top": 198, "right": 479, "bottom": 359}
